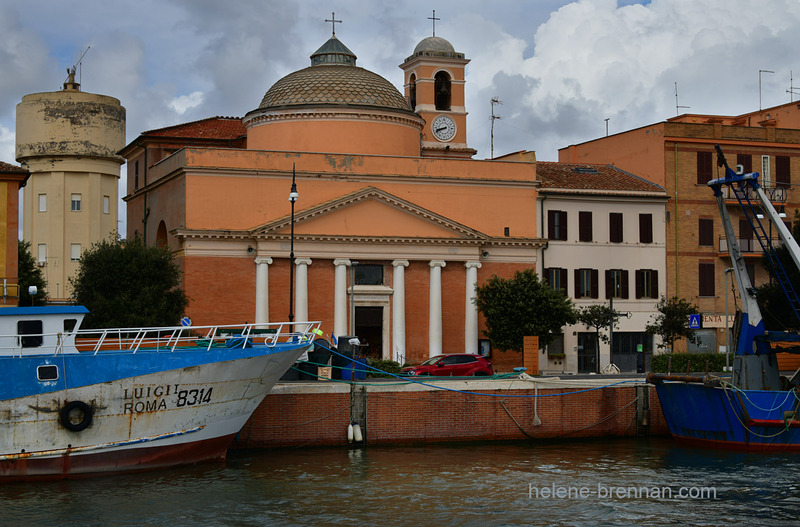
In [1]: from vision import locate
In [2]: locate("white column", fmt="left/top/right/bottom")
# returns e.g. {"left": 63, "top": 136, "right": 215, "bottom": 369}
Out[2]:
{"left": 254, "top": 256, "right": 273, "bottom": 324}
{"left": 464, "top": 261, "right": 482, "bottom": 354}
{"left": 333, "top": 259, "right": 351, "bottom": 338}
{"left": 295, "top": 257, "right": 312, "bottom": 323}
{"left": 428, "top": 260, "right": 446, "bottom": 357}
{"left": 392, "top": 260, "right": 409, "bottom": 364}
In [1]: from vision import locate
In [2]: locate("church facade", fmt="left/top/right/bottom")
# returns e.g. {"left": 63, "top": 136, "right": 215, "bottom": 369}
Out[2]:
{"left": 121, "top": 32, "right": 543, "bottom": 367}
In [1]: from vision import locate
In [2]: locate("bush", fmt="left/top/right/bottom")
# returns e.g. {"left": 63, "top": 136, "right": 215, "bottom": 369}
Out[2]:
{"left": 366, "top": 357, "right": 403, "bottom": 378}
{"left": 650, "top": 353, "right": 730, "bottom": 373}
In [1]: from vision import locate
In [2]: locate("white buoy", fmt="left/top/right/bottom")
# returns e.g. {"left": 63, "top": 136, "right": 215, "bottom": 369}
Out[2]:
{"left": 352, "top": 423, "right": 363, "bottom": 443}
{"left": 347, "top": 423, "right": 354, "bottom": 443}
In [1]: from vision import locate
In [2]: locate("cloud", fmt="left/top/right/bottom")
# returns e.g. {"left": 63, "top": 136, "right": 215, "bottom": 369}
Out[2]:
{"left": 169, "top": 91, "right": 204, "bottom": 115}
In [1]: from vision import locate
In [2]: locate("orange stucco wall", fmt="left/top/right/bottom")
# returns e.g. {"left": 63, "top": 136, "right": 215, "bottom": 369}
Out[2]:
{"left": 246, "top": 118, "right": 422, "bottom": 156}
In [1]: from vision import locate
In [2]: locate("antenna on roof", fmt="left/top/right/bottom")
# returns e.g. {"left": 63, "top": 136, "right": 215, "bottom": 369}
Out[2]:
{"left": 64, "top": 46, "right": 90, "bottom": 91}
{"left": 788, "top": 71, "right": 800, "bottom": 102}
{"left": 674, "top": 82, "right": 690, "bottom": 115}
{"left": 490, "top": 97, "right": 502, "bottom": 159}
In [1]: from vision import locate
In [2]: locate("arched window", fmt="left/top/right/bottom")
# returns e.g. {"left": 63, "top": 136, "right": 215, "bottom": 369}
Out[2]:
{"left": 409, "top": 74, "right": 417, "bottom": 110}
{"left": 156, "top": 220, "right": 168, "bottom": 248}
{"left": 434, "top": 71, "right": 451, "bottom": 111}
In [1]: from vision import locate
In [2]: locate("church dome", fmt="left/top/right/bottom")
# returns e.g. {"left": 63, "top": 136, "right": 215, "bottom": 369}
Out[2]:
{"left": 413, "top": 36, "right": 455, "bottom": 55}
{"left": 257, "top": 35, "right": 411, "bottom": 113}
{"left": 244, "top": 34, "right": 423, "bottom": 157}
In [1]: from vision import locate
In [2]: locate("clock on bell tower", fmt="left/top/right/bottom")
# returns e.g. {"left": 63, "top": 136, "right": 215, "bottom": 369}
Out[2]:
{"left": 400, "top": 14, "right": 476, "bottom": 159}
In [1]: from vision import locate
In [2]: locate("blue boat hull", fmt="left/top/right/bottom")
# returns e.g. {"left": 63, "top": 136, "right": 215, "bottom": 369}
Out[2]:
{"left": 654, "top": 380, "right": 800, "bottom": 451}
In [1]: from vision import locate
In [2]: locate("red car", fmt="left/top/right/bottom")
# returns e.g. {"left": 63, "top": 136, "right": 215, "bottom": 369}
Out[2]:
{"left": 401, "top": 354, "right": 493, "bottom": 377}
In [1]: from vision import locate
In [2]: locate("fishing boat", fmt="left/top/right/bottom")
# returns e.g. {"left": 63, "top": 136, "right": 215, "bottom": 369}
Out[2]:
{"left": 0, "top": 305, "right": 320, "bottom": 480}
{"left": 649, "top": 146, "right": 800, "bottom": 451}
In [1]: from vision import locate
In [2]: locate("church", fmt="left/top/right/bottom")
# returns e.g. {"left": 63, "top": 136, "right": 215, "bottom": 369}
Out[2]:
{"left": 120, "top": 24, "right": 543, "bottom": 367}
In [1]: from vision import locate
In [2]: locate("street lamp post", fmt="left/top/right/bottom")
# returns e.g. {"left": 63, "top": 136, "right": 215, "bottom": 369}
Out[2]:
{"left": 288, "top": 164, "right": 299, "bottom": 323}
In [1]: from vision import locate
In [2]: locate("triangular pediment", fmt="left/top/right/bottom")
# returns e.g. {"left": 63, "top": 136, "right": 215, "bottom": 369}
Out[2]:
{"left": 253, "top": 187, "right": 488, "bottom": 241}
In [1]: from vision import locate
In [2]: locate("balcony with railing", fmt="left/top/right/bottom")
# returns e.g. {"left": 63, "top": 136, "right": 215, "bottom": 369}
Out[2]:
{"left": 718, "top": 236, "right": 783, "bottom": 257}
{"left": 720, "top": 184, "right": 787, "bottom": 204}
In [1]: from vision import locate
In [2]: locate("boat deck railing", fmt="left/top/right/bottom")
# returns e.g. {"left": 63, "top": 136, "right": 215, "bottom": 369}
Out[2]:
{"left": 3, "top": 321, "right": 322, "bottom": 357}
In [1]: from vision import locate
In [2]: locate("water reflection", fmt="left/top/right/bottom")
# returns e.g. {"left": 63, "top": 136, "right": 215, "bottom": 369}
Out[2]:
{"left": 2, "top": 438, "right": 800, "bottom": 526}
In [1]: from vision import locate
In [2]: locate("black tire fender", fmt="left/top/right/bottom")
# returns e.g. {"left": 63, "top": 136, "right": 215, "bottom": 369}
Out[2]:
{"left": 60, "top": 400, "right": 93, "bottom": 432}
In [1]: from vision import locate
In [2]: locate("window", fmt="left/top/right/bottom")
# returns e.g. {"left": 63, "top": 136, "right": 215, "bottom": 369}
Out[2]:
{"left": 38, "top": 194, "right": 46, "bottom": 212}
{"left": 639, "top": 214, "right": 653, "bottom": 244}
{"left": 776, "top": 156, "right": 790, "bottom": 187}
{"left": 698, "top": 218, "right": 714, "bottom": 247}
{"left": 737, "top": 154, "right": 752, "bottom": 174}
{"left": 354, "top": 264, "right": 383, "bottom": 285}
{"left": 761, "top": 155, "right": 771, "bottom": 187}
{"left": 548, "top": 210, "right": 567, "bottom": 241}
{"left": 547, "top": 333, "right": 564, "bottom": 358}
{"left": 545, "top": 267, "right": 568, "bottom": 294}
{"left": 739, "top": 218, "right": 754, "bottom": 252}
{"left": 135, "top": 160, "right": 139, "bottom": 190}
{"left": 574, "top": 268, "right": 598, "bottom": 299}
{"left": 409, "top": 74, "right": 417, "bottom": 110}
{"left": 609, "top": 213, "right": 623, "bottom": 243}
{"left": 70, "top": 243, "right": 81, "bottom": 261}
{"left": 71, "top": 193, "right": 82, "bottom": 212}
{"left": 579, "top": 211, "right": 593, "bottom": 242}
{"left": 103, "top": 195, "right": 110, "bottom": 214}
{"left": 635, "top": 269, "right": 659, "bottom": 299}
{"left": 18, "top": 320, "right": 43, "bottom": 348}
{"left": 434, "top": 71, "right": 451, "bottom": 110}
{"left": 699, "top": 262, "right": 715, "bottom": 296}
{"left": 697, "top": 151, "right": 713, "bottom": 184}
{"left": 605, "top": 269, "right": 629, "bottom": 299}
{"left": 37, "top": 244, "right": 46, "bottom": 265}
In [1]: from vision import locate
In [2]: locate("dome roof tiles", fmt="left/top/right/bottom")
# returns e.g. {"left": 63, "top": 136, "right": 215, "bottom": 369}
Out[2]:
{"left": 258, "top": 65, "right": 411, "bottom": 112}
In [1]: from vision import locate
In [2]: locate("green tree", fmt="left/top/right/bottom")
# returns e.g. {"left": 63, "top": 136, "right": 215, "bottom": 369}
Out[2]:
{"left": 17, "top": 240, "right": 48, "bottom": 306}
{"left": 645, "top": 295, "right": 700, "bottom": 351}
{"left": 577, "top": 303, "right": 624, "bottom": 359}
{"left": 69, "top": 234, "right": 189, "bottom": 328}
{"left": 755, "top": 209, "right": 800, "bottom": 331}
{"left": 474, "top": 269, "right": 577, "bottom": 352}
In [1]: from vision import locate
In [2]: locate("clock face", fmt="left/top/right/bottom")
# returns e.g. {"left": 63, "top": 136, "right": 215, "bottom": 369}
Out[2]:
{"left": 432, "top": 115, "right": 456, "bottom": 142}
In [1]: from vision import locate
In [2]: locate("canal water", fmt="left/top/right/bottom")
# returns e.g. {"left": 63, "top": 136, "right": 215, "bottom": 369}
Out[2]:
{"left": 2, "top": 438, "right": 799, "bottom": 526}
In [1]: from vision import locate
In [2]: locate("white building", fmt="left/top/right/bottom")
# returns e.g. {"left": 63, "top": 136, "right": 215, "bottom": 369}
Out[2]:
{"left": 536, "top": 162, "right": 667, "bottom": 373}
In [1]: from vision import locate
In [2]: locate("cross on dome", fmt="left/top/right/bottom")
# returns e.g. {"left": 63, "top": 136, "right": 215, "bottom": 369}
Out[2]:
{"left": 325, "top": 12, "right": 342, "bottom": 36}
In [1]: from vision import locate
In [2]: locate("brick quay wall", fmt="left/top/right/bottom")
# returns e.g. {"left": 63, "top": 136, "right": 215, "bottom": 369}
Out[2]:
{"left": 232, "top": 377, "right": 670, "bottom": 449}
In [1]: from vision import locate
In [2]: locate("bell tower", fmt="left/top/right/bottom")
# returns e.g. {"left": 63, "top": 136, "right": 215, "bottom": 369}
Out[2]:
{"left": 400, "top": 14, "right": 475, "bottom": 159}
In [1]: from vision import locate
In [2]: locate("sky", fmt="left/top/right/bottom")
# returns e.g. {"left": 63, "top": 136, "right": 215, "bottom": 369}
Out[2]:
{"left": 2, "top": 0, "right": 799, "bottom": 179}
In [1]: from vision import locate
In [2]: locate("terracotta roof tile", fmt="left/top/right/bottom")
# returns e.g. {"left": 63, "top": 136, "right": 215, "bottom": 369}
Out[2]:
{"left": 536, "top": 162, "right": 664, "bottom": 194}
{"left": 0, "top": 161, "right": 28, "bottom": 174}
{"left": 143, "top": 117, "right": 246, "bottom": 140}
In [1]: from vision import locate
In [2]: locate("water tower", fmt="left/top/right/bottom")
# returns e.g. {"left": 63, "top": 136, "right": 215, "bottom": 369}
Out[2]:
{"left": 16, "top": 68, "right": 125, "bottom": 300}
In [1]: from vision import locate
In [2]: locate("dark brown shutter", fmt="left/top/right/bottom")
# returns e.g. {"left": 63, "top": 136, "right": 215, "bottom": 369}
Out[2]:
{"left": 548, "top": 210, "right": 556, "bottom": 240}
{"left": 776, "top": 156, "right": 790, "bottom": 187}
{"left": 635, "top": 270, "right": 642, "bottom": 299}
{"left": 621, "top": 270, "right": 629, "bottom": 299}
{"left": 560, "top": 268, "right": 568, "bottom": 293}
{"left": 574, "top": 269, "right": 581, "bottom": 298}
{"left": 697, "top": 151, "right": 712, "bottom": 184}
{"left": 652, "top": 270, "right": 659, "bottom": 298}
{"left": 591, "top": 269, "right": 599, "bottom": 298}
{"left": 559, "top": 211, "right": 568, "bottom": 240}
{"left": 610, "top": 213, "right": 623, "bottom": 243}
{"left": 639, "top": 214, "right": 653, "bottom": 244}
{"left": 737, "top": 154, "right": 752, "bottom": 174}
{"left": 699, "top": 218, "right": 714, "bottom": 246}
{"left": 605, "top": 270, "right": 612, "bottom": 299}
{"left": 579, "top": 211, "right": 593, "bottom": 242}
